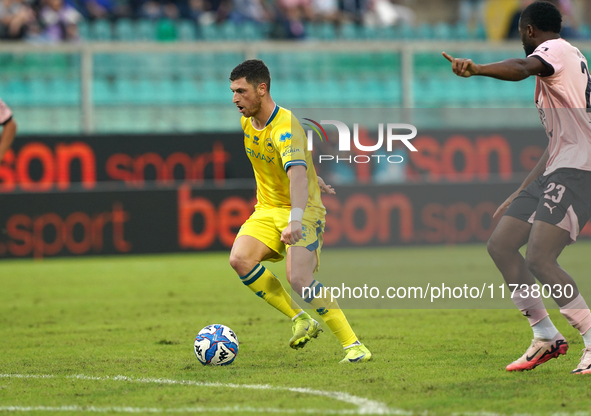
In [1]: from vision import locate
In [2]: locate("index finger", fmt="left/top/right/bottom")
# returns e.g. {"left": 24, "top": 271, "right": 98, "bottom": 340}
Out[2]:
{"left": 442, "top": 52, "right": 454, "bottom": 63}
{"left": 493, "top": 204, "right": 506, "bottom": 219}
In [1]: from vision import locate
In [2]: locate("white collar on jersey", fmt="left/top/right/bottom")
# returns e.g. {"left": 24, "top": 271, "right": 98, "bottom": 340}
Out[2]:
{"left": 251, "top": 103, "right": 279, "bottom": 130}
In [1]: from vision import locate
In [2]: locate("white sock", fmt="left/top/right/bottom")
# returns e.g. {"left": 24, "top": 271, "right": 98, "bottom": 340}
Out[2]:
{"left": 583, "top": 328, "right": 591, "bottom": 347}
{"left": 532, "top": 316, "right": 559, "bottom": 340}
{"left": 291, "top": 311, "right": 306, "bottom": 321}
{"left": 344, "top": 340, "right": 361, "bottom": 350}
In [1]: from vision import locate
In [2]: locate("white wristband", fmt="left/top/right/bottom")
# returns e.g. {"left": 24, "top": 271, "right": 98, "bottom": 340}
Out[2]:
{"left": 289, "top": 208, "right": 304, "bottom": 223}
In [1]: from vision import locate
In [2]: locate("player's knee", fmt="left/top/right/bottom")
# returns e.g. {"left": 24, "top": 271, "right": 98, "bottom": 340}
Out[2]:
{"left": 524, "top": 250, "right": 549, "bottom": 277}
{"left": 487, "top": 236, "right": 505, "bottom": 261}
{"left": 229, "top": 252, "right": 251, "bottom": 276}
{"left": 287, "top": 271, "right": 306, "bottom": 294}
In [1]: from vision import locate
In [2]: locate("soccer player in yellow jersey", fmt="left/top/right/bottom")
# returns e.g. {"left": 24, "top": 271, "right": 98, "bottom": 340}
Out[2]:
{"left": 228, "top": 59, "right": 371, "bottom": 363}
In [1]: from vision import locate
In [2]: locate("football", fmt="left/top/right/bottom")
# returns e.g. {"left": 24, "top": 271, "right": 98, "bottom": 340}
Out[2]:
{"left": 194, "top": 324, "right": 239, "bottom": 366}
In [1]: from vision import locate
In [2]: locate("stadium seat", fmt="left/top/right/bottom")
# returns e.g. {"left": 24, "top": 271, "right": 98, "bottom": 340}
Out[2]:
{"left": 238, "top": 22, "right": 263, "bottom": 41}
{"left": 453, "top": 23, "right": 469, "bottom": 40}
{"left": 115, "top": 19, "right": 136, "bottom": 41}
{"left": 319, "top": 23, "right": 336, "bottom": 40}
{"left": 49, "top": 78, "right": 79, "bottom": 105}
{"left": 382, "top": 77, "right": 401, "bottom": 105}
{"left": 416, "top": 24, "right": 434, "bottom": 40}
{"left": 3, "top": 79, "right": 29, "bottom": 106}
{"left": 393, "top": 23, "right": 415, "bottom": 40}
{"left": 176, "top": 20, "right": 196, "bottom": 41}
{"left": 433, "top": 23, "right": 453, "bottom": 40}
{"left": 152, "top": 78, "right": 176, "bottom": 104}
{"left": 380, "top": 26, "right": 397, "bottom": 40}
{"left": 176, "top": 78, "right": 199, "bottom": 103}
{"left": 200, "top": 79, "right": 228, "bottom": 105}
{"left": 475, "top": 24, "right": 487, "bottom": 40}
{"left": 364, "top": 79, "right": 383, "bottom": 105}
{"left": 93, "top": 78, "right": 113, "bottom": 105}
{"left": 219, "top": 22, "right": 239, "bottom": 40}
{"left": 305, "top": 23, "right": 335, "bottom": 40}
{"left": 339, "top": 23, "right": 357, "bottom": 40}
{"left": 78, "top": 20, "right": 89, "bottom": 40}
{"left": 113, "top": 78, "right": 136, "bottom": 104}
{"left": 359, "top": 26, "right": 378, "bottom": 40}
{"left": 321, "top": 78, "right": 341, "bottom": 105}
{"left": 90, "top": 19, "right": 112, "bottom": 41}
{"left": 136, "top": 20, "right": 156, "bottom": 41}
{"left": 200, "top": 24, "right": 221, "bottom": 41}
{"left": 29, "top": 79, "right": 53, "bottom": 105}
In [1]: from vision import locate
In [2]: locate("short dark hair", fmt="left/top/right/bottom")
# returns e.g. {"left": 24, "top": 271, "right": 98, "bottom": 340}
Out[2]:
{"left": 229, "top": 59, "right": 271, "bottom": 92}
{"left": 520, "top": 1, "right": 562, "bottom": 34}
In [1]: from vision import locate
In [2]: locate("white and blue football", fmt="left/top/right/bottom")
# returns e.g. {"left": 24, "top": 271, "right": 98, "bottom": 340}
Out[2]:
{"left": 194, "top": 324, "right": 239, "bottom": 366}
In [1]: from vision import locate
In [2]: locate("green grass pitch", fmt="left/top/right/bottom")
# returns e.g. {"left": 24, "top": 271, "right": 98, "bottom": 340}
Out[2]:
{"left": 2, "top": 243, "right": 591, "bottom": 415}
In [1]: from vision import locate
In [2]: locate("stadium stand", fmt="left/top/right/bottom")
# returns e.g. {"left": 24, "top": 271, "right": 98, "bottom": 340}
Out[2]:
{"left": 1, "top": 0, "right": 590, "bottom": 133}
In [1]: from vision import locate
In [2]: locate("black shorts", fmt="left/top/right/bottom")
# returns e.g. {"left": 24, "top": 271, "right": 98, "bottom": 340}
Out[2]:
{"left": 505, "top": 168, "right": 591, "bottom": 243}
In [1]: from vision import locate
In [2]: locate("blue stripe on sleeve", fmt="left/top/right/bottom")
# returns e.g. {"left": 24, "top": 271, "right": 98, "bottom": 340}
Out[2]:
{"left": 284, "top": 160, "right": 307, "bottom": 172}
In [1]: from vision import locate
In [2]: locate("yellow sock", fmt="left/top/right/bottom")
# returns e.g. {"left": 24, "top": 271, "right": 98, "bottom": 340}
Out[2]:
{"left": 240, "top": 263, "right": 304, "bottom": 320}
{"left": 303, "top": 279, "right": 358, "bottom": 348}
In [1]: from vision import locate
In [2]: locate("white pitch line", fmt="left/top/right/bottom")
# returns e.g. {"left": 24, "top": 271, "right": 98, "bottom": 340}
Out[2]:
{"left": 1, "top": 376, "right": 588, "bottom": 416}
{"left": 1, "top": 407, "right": 589, "bottom": 416}
{"left": 453, "top": 413, "right": 591, "bottom": 416}
{"left": 0, "top": 374, "right": 403, "bottom": 416}
{"left": 0, "top": 405, "right": 358, "bottom": 414}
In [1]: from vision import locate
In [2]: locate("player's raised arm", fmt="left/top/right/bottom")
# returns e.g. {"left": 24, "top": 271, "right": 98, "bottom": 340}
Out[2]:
{"left": 442, "top": 52, "right": 548, "bottom": 81}
{"left": 0, "top": 117, "right": 17, "bottom": 163}
{"left": 281, "top": 165, "right": 308, "bottom": 245}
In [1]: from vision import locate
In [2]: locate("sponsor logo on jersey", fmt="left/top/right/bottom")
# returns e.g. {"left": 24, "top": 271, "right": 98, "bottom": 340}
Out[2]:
{"left": 544, "top": 202, "right": 557, "bottom": 214}
{"left": 279, "top": 132, "right": 292, "bottom": 142}
{"left": 246, "top": 147, "right": 275, "bottom": 164}
{"left": 282, "top": 146, "right": 299, "bottom": 157}
{"left": 301, "top": 224, "right": 308, "bottom": 238}
{"left": 253, "top": 136, "right": 260, "bottom": 145}
{"left": 265, "top": 137, "right": 274, "bottom": 153}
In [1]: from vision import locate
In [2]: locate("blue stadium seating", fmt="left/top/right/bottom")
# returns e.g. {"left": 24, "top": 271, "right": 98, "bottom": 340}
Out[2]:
{"left": 3, "top": 43, "right": 571, "bottom": 133}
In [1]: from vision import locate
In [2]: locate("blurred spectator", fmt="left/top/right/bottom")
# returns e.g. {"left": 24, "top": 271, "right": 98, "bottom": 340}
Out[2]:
{"left": 40, "top": 0, "right": 82, "bottom": 41}
{"left": 155, "top": 3, "right": 178, "bottom": 40}
{"left": 140, "top": 0, "right": 180, "bottom": 19}
{"left": 230, "top": 0, "right": 272, "bottom": 23}
{"left": 311, "top": 0, "right": 339, "bottom": 22}
{"left": 276, "top": 0, "right": 312, "bottom": 38}
{"left": 548, "top": 0, "right": 579, "bottom": 38}
{"left": 82, "top": 0, "right": 116, "bottom": 19}
{"left": 339, "top": 0, "right": 368, "bottom": 24}
{"left": 507, "top": 0, "right": 579, "bottom": 39}
{"left": 363, "top": 0, "right": 414, "bottom": 27}
{"left": 458, "top": 0, "right": 485, "bottom": 29}
{"left": 506, "top": 0, "right": 533, "bottom": 39}
{"left": 187, "top": 0, "right": 203, "bottom": 19}
{"left": 194, "top": 0, "right": 232, "bottom": 24}
{"left": 0, "top": 0, "right": 35, "bottom": 39}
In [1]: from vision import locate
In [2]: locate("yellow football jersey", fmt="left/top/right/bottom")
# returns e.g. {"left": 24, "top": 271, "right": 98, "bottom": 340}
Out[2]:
{"left": 241, "top": 104, "right": 326, "bottom": 218}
